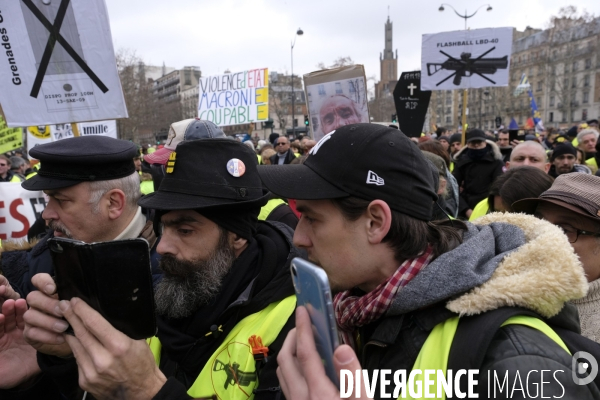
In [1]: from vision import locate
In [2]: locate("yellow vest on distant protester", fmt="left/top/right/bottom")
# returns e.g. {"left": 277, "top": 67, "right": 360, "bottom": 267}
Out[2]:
{"left": 468, "top": 199, "right": 489, "bottom": 221}
{"left": 258, "top": 199, "right": 287, "bottom": 221}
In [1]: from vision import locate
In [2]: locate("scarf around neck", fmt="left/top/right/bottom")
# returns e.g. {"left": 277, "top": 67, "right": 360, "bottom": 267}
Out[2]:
{"left": 333, "top": 246, "right": 434, "bottom": 347}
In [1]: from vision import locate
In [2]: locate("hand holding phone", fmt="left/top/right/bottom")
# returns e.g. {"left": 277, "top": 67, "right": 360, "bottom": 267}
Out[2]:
{"left": 48, "top": 237, "right": 156, "bottom": 340}
{"left": 290, "top": 257, "right": 340, "bottom": 386}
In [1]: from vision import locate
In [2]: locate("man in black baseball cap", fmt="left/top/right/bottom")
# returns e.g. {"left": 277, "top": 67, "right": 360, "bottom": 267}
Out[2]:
{"left": 265, "top": 123, "right": 594, "bottom": 399}
{"left": 23, "top": 139, "right": 303, "bottom": 399}
{"left": 0, "top": 135, "right": 159, "bottom": 397}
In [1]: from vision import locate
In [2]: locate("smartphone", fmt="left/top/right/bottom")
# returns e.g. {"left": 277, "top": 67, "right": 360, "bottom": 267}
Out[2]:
{"left": 290, "top": 257, "right": 340, "bottom": 386}
{"left": 48, "top": 237, "right": 157, "bottom": 340}
{"left": 508, "top": 129, "right": 519, "bottom": 143}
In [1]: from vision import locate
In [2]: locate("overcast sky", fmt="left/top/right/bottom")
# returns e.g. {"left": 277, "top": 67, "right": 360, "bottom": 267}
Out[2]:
{"left": 105, "top": 0, "right": 600, "bottom": 87}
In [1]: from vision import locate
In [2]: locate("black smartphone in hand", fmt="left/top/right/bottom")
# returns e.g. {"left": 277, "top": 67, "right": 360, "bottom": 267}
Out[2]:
{"left": 48, "top": 237, "right": 157, "bottom": 340}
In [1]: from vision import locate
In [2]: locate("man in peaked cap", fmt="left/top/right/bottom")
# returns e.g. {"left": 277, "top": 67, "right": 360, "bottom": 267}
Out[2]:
{"left": 261, "top": 124, "right": 596, "bottom": 398}
{"left": 24, "top": 139, "right": 303, "bottom": 399}
{"left": 0, "top": 135, "right": 159, "bottom": 397}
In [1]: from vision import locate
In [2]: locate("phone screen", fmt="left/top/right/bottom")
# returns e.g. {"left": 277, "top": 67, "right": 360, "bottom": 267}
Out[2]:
{"left": 291, "top": 258, "right": 340, "bottom": 385}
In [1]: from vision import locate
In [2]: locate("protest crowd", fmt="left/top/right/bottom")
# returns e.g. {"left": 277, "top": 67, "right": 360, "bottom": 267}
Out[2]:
{"left": 0, "top": 116, "right": 599, "bottom": 400}
{"left": 1, "top": 4, "right": 600, "bottom": 399}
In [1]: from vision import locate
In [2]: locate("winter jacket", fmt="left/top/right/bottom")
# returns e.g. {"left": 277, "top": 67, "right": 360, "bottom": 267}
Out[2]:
{"left": 354, "top": 213, "right": 597, "bottom": 399}
{"left": 452, "top": 140, "right": 504, "bottom": 215}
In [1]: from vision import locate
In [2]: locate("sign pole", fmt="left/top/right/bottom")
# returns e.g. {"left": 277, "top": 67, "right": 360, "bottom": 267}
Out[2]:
{"left": 461, "top": 88, "right": 468, "bottom": 145}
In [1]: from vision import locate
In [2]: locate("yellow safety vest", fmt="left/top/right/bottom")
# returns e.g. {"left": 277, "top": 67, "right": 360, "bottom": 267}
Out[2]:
{"left": 258, "top": 199, "right": 287, "bottom": 221}
{"left": 148, "top": 295, "right": 296, "bottom": 400}
{"left": 9, "top": 174, "right": 23, "bottom": 183}
{"left": 586, "top": 157, "right": 598, "bottom": 174}
{"left": 468, "top": 198, "right": 489, "bottom": 221}
{"left": 404, "top": 315, "right": 570, "bottom": 400}
{"left": 140, "top": 180, "right": 154, "bottom": 195}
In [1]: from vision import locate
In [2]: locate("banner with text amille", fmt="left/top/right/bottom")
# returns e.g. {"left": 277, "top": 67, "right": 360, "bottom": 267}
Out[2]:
{"left": 198, "top": 68, "right": 269, "bottom": 126}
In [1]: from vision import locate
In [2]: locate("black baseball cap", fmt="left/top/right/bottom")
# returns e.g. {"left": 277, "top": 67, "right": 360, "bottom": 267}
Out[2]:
{"left": 139, "top": 139, "right": 269, "bottom": 211}
{"left": 22, "top": 136, "right": 138, "bottom": 190}
{"left": 258, "top": 123, "right": 438, "bottom": 221}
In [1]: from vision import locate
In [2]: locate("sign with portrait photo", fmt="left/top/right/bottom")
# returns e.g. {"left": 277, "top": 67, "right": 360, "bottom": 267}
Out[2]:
{"left": 304, "top": 65, "right": 370, "bottom": 141}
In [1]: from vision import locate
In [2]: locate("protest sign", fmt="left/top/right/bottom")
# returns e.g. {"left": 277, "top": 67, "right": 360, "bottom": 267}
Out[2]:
{"left": 26, "top": 125, "right": 52, "bottom": 155}
{"left": 421, "top": 27, "right": 512, "bottom": 90}
{"left": 51, "top": 123, "right": 79, "bottom": 141}
{"left": 198, "top": 68, "right": 269, "bottom": 126}
{"left": 0, "top": 183, "right": 45, "bottom": 240}
{"left": 26, "top": 120, "right": 116, "bottom": 155}
{"left": 0, "top": 0, "right": 128, "bottom": 127}
{"left": 0, "top": 114, "right": 23, "bottom": 154}
{"left": 393, "top": 71, "right": 431, "bottom": 138}
{"left": 304, "top": 65, "right": 370, "bottom": 141}
{"left": 77, "top": 119, "right": 117, "bottom": 138}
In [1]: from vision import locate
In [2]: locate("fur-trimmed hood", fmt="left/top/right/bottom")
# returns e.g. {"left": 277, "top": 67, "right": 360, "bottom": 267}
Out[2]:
{"left": 453, "top": 139, "right": 503, "bottom": 162}
{"left": 388, "top": 213, "right": 587, "bottom": 319}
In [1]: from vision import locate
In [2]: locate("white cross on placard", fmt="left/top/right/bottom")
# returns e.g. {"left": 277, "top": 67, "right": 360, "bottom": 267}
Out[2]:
{"left": 408, "top": 83, "right": 417, "bottom": 96}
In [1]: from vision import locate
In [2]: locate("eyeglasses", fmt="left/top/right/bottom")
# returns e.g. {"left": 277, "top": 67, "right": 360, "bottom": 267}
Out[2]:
{"left": 556, "top": 224, "right": 600, "bottom": 243}
{"left": 276, "top": 142, "right": 287, "bottom": 146}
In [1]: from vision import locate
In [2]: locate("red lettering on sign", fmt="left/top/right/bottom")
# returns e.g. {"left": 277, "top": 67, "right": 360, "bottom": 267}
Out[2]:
{"left": 0, "top": 201, "right": 6, "bottom": 240}
{"left": 9, "top": 199, "right": 29, "bottom": 238}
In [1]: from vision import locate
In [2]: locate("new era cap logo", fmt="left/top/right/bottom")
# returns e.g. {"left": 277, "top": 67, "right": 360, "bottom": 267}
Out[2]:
{"left": 309, "top": 131, "right": 335, "bottom": 155}
{"left": 366, "top": 170, "right": 384, "bottom": 186}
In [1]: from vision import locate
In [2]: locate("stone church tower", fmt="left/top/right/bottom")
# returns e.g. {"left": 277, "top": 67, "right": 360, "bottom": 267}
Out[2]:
{"left": 375, "top": 16, "right": 398, "bottom": 99}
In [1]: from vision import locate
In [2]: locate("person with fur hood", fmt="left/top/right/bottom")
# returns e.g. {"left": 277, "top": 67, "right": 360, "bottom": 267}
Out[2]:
{"left": 260, "top": 124, "right": 598, "bottom": 399}
{"left": 452, "top": 128, "right": 504, "bottom": 218}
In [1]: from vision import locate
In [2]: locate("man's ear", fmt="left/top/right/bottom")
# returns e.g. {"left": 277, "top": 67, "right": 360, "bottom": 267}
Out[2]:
{"left": 228, "top": 232, "right": 249, "bottom": 257}
{"left": 365, "top": 200, "right": 392, "bottom": 245}
{"left": 105, "top": 189, "right": 127, "bottom": 220}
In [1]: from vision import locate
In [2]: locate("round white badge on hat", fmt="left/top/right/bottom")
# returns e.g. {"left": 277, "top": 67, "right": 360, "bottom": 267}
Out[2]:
{"left": 227, "top": 158, "right": 246, "bottom": 177}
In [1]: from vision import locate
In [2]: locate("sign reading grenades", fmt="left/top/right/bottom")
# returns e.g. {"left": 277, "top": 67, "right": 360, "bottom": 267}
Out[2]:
{"left": 393, "top": 71, "right": 431, "bottom": 138}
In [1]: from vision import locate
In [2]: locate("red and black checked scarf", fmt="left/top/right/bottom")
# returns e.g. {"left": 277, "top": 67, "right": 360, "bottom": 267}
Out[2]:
{"left": 333, "top": 246, "right": 434, "bottom": 348}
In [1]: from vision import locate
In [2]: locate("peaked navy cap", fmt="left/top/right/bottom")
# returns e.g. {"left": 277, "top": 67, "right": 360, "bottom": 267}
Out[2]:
{"left": 22, "top": 136, "right": 138, "bottom": 190}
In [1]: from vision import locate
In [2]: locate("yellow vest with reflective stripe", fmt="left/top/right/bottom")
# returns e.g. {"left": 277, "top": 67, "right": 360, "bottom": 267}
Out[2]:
{"left": 148, "top": 295, "right": 296, "bottom": 400}
{"left": 403, "top": 315, "right": 570, "bottom": 400}
{"left": 9, "top": 174, "right": 23, "bottom": 183}
{"left": 258, "top": 199, "right": 287, "bottom": 221}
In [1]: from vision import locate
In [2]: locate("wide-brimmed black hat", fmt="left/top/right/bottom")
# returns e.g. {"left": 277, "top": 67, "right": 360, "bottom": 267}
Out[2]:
{"left": 258, "top": 123, "right": 438, "bottom": 221}
{"left": 139, "top": 139, "right": 269, "bottom": 211}
{"left": 22, "top": 136, "right": 138, "bottom": 190}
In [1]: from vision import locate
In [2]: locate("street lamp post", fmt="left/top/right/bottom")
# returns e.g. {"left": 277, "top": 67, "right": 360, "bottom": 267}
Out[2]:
{"left": 438, "top": 3, "right": 492, "bottom": 30}
{"left": 438, "top": 3, "right": 492, "bottom": 141}
{"left": 291, "top": 28, "right": 304, "bottom": 138}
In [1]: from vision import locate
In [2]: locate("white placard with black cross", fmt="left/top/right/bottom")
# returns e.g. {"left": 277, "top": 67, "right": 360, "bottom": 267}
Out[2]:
{"left": 0, "top": 0, "right": 127, "bottom": 127}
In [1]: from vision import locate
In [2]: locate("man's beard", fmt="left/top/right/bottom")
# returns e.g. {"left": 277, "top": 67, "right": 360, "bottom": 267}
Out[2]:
{"left": 48, "top": 220, "right": 73, "bottom": 238}
{"left": 154, "top": 232, "right": 236, "bottom": 319}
